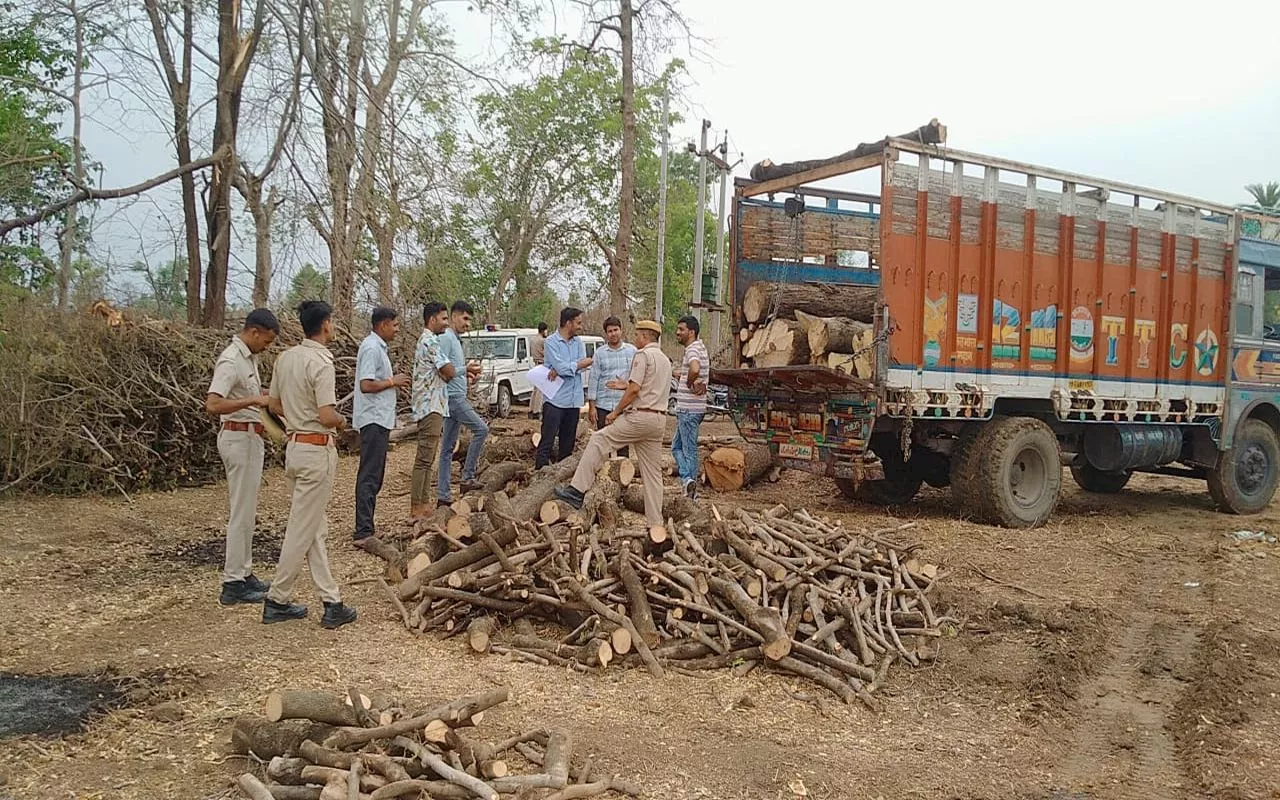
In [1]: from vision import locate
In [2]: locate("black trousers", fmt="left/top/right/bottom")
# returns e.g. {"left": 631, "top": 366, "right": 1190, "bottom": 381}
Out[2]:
{"left": 355, "top": 423, "right": 390, "bottom": 539}
{"left": 596, "top": 406, "right": 629, "bottom": 458}
{"left": 535, "top": 404, "right": 579, "bottom": 469}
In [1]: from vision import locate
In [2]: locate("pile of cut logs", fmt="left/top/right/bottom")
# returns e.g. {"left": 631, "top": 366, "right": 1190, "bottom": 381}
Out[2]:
{"left": 231, "top": 687, "right": 641, "bottom": 800}
{"left": 365, "top": 452, "right": 952, "bottom": 708}
{"left": 739, "top": 281, "right": 878, "bottom": 376}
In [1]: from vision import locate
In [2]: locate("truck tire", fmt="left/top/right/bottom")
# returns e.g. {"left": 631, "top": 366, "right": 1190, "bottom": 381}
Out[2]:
{"left": 1208, "top": 418, "right": 1280, "bottom": 515}
{"left": 496, "top": 383, "right": 514, "bottom": 419}
{"left": 973, "top": 416, "right": 1062, "bottom": 528}
{"left": 949, "top": 424, "right": 985, "bottom": 514}
{"left": 1070, "top": 462, "right": 1132, "bottom": 494}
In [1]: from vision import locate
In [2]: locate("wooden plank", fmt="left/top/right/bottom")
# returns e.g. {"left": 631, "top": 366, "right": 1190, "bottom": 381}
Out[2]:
{"left": 739, "top": 152, "right": 887, "bottom": 198}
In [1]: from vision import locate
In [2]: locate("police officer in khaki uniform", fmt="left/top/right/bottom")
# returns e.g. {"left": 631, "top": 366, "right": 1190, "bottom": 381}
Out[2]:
{"left": 205, "top": 308, "right": 280, "bottom": 605}
{"left": 264, "top": 300, "right": 358, "bottom": 629}
{"left": 556, "top": 320, "right": 672, "bottom": 528}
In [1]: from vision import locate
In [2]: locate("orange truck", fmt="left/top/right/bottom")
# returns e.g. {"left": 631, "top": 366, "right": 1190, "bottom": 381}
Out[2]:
{"left": 717, "top": 122, "right": 1280, "bottom": 527}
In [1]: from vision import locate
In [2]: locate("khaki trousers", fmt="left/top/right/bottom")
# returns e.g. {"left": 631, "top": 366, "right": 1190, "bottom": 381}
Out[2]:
{"left": 218, "top": 429, "right": 264, "bottom": 583}
{"left": 570, "top": 411, "right": 666, "bottom": 526}
{"left": 411, "top": 413, "right": 444, "bottom": 506}
{"left": 268, "top": 440, "right": 341, "bottom": 604}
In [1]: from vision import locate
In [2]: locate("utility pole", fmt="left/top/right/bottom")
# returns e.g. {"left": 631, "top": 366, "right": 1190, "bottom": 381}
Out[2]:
{"left": 710, "top": 129, "right": 729, "bottom": 349}
{"left": 691, "top": 119, "right": 710, "bottom": 313}
{"left": 654, "top": 88, "right": 669, "bottom": 323}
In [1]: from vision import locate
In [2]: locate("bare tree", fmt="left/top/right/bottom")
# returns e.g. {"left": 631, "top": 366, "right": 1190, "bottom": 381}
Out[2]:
{"left": 200, "top": 0, "right": 269, "bottom": 327}
{"left": 141, "top": 0, "right": 205, "bottom": 325}
{"left": 573, "top": 0, "right": 688, "bottom": 321}
{"left": 293, "top": 0, "right": 432, "bottom": 325}
{"left": 234, "top": 5, "right": 306, "bottom": 308}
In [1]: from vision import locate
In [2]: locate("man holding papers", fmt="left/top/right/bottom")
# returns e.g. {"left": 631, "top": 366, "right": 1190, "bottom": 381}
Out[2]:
{"left": 535, "top": 307, "right": 592, "bottom": 469}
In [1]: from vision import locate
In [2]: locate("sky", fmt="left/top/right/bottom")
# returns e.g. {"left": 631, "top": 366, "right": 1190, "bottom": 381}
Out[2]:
{"left": 75, "top": 0, "right": 1280, "bottom": 304}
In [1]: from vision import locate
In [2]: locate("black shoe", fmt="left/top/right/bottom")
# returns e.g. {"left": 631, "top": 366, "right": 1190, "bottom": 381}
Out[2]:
{"left": 243, "top": 573, "right": 270, "bottom": 593}
{"left": 459, "top": 479, "right": 483, "bottom": 494}
{"left": 321, "top": 602, "right": 358, "bottom": 630}
{"left": 554, "top": 485, "right": 585, "bottom": 509}
{"left": 262, "top": 599, "right": 308, "bottom": 624}
{"left": 220, "top": 580, "right": 268, "bottom": 606}
{"left": 436, "top": 499, "right": 453, "bottom": 509}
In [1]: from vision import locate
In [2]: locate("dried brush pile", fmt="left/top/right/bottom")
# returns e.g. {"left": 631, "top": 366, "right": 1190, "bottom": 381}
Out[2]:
{"left": 0, "top": 298, "right": 424, "bottom": 496}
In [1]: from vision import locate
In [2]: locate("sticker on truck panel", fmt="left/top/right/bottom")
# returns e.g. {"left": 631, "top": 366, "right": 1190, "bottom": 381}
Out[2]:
{"left": 779, "top": 443, "right": 815, "bottom": 460}
{"left": 1070, "top": 306, "right": 1094, "bottom": 365}
{"left": 1195, "top": 329, "right": 1220, "bottom": 377}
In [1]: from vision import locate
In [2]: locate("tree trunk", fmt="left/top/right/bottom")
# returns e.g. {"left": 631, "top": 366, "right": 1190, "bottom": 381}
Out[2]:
{"left": 747, "top": 319, "right": 809, "bottom": 367}
{"left": 56, "top": 0, "right": 86, "bottom": 312}
{"left": 203, "top": 0, "right": 262, "bottom": 329}
{"left": 610, "top": 0, "right": 635, "bottom": 321}
{"left": 143, "top": 0, "right": 204, "bottom": 325}
{"left": 743, "top": 282, "right": 878, "bottom": 325}
{"left": 704, "top": 443, "right": 774, "bottom": 492}
{"left": 795, "top": 311, "right": 872, "bottom": 358}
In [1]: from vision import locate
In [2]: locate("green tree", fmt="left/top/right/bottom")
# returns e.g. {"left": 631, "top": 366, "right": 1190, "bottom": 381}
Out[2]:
{"left": 464, "top": 42, "right": 622, "bottom": 324}
{"left": 286, "top": 263, "right": 330, "bottom": 309}
{"left": 128, "top": 257, "right": 187, "bottom": 319}
{"left": 0, "top": 3, "right": 73, "bottom": 291}
{"left": 1246, "top": 181, "right": 1280, "bottom": 210}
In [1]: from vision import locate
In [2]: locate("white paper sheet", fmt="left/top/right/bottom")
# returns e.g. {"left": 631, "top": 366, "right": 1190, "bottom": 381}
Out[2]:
{"left": 527, "top": 364, "right": 564, "bottom": 399}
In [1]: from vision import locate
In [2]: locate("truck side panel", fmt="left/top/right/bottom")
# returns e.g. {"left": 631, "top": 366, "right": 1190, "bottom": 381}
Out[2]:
{"left": 881, "top": 152, "right": 1230, "bottom": 426}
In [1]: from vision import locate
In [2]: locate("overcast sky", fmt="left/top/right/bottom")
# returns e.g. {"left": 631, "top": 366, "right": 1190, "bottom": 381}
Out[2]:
{"left": 80, "top": 0, "right": 1280, "bottom": 302}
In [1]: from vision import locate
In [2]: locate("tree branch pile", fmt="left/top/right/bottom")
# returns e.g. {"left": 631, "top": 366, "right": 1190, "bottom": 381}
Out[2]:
{"left": 230, "top": 686, "right": 644, "bottom": 800}
{"left": 0, "top": 300, "right": 407, "bottom": 495}
{"left": 363, "top": 454, "right": 954, "bottom": 708}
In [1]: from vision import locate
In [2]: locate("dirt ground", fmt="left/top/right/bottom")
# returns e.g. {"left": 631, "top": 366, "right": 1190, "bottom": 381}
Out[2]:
{"left": 3, "top": 414, "right": 1280, "bottom": 800}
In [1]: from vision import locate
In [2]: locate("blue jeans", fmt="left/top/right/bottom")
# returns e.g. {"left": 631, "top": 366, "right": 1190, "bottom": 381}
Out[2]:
{"left": 671, "top": 412, "right": 705, "bottom": 483}
{"left": 438, "top": 395, "right": 489, "bottom": 500}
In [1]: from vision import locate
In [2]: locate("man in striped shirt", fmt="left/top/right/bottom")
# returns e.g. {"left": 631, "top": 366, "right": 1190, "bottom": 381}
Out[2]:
{"left": 673, "top": 315, "right": 709, "bottom": 498}
{"left": 586, "top": 316, "right": 637, "bottom": 458}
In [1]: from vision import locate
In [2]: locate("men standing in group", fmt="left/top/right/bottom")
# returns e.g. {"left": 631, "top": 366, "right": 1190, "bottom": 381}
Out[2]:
{"left": 536, "top": 307, "right": 592, "bottom": 469}
{"left": 410, "top": 302, "right": 455, "bottom": 518}
{"left": 528, "top": 322, "right": 548, "bottom": 419}
{"left": 586, "top": 316, "right": 636, "bottom": 458}
{"left": 672, "top": 315, "right": 709, "bottom": 499}
{"left": 556, "top": 320, "right": 671, "bottom": 529}
{"left": 264, "top": 300, "right": 357, "bottom": 629}
{"left": 437, "top": 300, "right": 487, "bottom": 505}
{"left": 205, "top": 309, "right": 280, "bottom": 606}
{"left": 353, "top": 307, "right": 409, "bottom": 547}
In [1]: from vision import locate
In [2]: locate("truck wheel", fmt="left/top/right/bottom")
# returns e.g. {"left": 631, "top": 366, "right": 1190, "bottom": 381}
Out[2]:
{"left": 834, "top": 475, "right": 922, "bottom": 506}
{"left": 1070, "top": 462, "right": 1131, "bottom": 494}
{"left": 949, "top": 424, "right": 985, "bottom": 513}
{"left": 496, "top": 383, "right": 513, "bottom": 418}
{"left": 1208, "top": 419, "right": 1280, "bottom": 514}
{"left": 974, "top": 416, "right": 1061, "bottom": 528}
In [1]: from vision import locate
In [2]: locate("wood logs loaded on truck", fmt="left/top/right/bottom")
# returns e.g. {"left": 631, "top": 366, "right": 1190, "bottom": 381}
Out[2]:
{"left": 716, "top": 118, "right": 1280, "bottom": 527}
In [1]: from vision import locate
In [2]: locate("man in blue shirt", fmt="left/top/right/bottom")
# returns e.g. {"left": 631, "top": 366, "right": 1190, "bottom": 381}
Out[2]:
{"left": 353, "top": 307, "right": 408, "bottom": 545}
{"left": 586, "top": 315, "right": 636, "bottom": 458}
{"left": 536, "top": 306, "right": 593, "bottom": 469}
{"left": 436, "top": 300, "right": 487, "bottom": 505}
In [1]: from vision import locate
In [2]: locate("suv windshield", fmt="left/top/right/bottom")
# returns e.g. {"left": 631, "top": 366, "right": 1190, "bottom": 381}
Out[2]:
{"left": 462, "top": 336, "right": 516, "bottom": 360}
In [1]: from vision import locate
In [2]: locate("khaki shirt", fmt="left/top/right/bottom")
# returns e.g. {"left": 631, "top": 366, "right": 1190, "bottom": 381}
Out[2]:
{"left": 628, "top": 342, "right": 672, "bottom": 412}
{"left": 270, "top": 339, "right": 338, "bottom": 435}
{"left": 208, "top": 336, "right": 262, "bottom": 424}
{"left": 530, "top": 334, "right": 545, "bottom": 364}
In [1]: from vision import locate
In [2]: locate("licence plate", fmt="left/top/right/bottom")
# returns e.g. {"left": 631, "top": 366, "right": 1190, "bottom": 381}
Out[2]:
{"left": 779, "top": 443, "right": 814, "bottom": 460}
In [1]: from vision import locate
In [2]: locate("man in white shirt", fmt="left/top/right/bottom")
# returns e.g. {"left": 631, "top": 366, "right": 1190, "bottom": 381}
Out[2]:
{"left": 205, "top": 308, "right": 279, "bottom": 606}
{"left": 353, "top": 307, "right": 409, "bottom": 545}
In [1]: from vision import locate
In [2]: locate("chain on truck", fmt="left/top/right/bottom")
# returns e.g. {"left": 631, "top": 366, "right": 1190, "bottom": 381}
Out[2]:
{"left": 715, "top": 120, "right": 1280, "bottom": 528}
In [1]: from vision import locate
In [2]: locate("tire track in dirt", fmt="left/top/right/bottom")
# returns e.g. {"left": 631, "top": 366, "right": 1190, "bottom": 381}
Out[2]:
{"left": 1048, "top": 605, "right": 1200, "bottom": 797}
